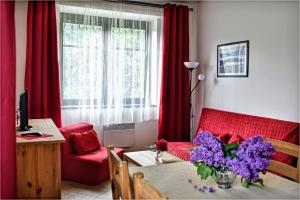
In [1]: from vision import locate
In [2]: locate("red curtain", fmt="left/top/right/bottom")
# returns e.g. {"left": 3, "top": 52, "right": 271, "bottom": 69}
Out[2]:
{"left": 158, "top": 4, "right": 190, "bottom": 142}
{"left": 25, "top": 1, "right": 62, "bottom": 127}
{"left": 0, "top": 1, "right": 16, "bottom": 198}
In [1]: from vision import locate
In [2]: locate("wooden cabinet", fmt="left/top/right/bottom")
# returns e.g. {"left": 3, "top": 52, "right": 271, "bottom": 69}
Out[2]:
{"left": 16, "top": 119, "right": 65, "bottom": 199}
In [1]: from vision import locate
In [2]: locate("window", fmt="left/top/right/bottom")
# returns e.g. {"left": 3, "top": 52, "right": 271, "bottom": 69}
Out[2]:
{"left": 62, "top": 21, "right": 103, "bottom": 102}
{"left": 59, "top": 13, "right": 161, "bottom": 108}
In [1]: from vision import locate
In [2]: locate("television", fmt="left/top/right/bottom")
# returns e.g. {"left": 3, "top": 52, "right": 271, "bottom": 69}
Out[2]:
{"left": 17, "top": 90, "right": 31, "bottom": 131}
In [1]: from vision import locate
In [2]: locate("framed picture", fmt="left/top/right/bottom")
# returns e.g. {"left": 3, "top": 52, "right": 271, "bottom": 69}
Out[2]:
{"left": 217, "top": 40, "right": 249, "bottom": 77}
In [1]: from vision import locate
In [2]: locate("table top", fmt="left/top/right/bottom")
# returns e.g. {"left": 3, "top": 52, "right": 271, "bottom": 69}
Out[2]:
{"left": 16, "top": 119, "right": 65, "bottom": 145}
{"left": 124, "top": 150, "right": 182, "bottom": 167}
{"left": 129, "top": 161, "right": 300, "bottom": 199}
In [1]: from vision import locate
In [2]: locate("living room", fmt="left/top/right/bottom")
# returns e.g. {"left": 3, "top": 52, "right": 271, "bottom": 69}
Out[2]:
{"left": 1, "top": 0, "right": 299, "bottom": 199}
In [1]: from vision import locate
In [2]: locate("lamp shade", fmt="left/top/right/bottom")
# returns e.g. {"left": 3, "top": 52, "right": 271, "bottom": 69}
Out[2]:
{"left": 184, "top": 61, "right": 199, "bottom": 69}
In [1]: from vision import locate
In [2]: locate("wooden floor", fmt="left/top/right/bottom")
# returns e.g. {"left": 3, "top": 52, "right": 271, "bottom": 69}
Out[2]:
{"left": 62, "top": 180, "right": 112, "bottom": 199}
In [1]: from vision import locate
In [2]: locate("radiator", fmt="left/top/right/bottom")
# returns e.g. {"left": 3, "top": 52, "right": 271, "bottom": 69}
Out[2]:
{"left": 103, "top": 123, "right": 135, "bottom": 147}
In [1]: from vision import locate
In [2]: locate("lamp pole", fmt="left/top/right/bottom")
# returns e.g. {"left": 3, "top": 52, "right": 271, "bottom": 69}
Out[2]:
{"left": 184, "top": 62, "right": 205, "bottom": 139}
{"left": 189, "top": 68, "right": 194, "bottom": 137}
{"left": 184, "top": 62, "right": 199, "bottom": 138}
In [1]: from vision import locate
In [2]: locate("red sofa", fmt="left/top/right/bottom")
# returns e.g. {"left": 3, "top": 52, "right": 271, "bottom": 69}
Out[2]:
{"left": 167, "top": 108, "right": 299, "bottom": 165}
{"left": 59, "top": 123, "right": 124, "bottom": 185}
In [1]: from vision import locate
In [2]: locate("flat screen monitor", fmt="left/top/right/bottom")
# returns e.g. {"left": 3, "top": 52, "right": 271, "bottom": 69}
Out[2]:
{"left": 18, "top": 89, "right": 30, "bottom": 131}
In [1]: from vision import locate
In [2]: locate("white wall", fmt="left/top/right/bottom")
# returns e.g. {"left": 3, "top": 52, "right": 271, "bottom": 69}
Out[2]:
{"left": 15, "top": 1, "right": 28, "bottom": 103}
{"left": 194, "top": 1, "right": 299, "bottom": 124}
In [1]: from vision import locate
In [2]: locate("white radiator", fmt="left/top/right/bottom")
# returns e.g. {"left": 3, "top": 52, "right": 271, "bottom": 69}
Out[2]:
{"left": 103, "top": 123, "right": 135, "bottom": 147}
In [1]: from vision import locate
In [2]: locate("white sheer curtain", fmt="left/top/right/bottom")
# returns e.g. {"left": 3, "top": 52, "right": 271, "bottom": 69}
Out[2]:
{"left": 56, "top": 2, "right": 163, "bottom": 127}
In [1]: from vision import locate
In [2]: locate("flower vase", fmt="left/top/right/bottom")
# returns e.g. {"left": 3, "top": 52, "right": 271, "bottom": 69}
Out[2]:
{"left": 155, "top": 151, "right": 164, "bottom": 163}
{"left": 216, "top": 170, "right": 237, "bottom": 189}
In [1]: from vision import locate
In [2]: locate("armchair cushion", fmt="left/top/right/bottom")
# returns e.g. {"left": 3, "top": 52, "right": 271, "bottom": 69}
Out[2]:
{"left": 60, "top": 123, "right": 93, "bottom": 155}
{"left": 71, "top": 130, "right": 101, "bottom": 155}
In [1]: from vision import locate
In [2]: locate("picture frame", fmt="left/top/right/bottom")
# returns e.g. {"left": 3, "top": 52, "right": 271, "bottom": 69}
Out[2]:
{"left": 217, "top": 40, "right": 249, "bottom": 77}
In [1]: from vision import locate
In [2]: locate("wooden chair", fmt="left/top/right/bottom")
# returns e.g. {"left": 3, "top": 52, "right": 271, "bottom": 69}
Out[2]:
{"left": 265, "top": 138, "right": 300, "bottom": 183}
{"left": 133, "top": 172, "right": 168, "bottom": 200}
{"left": 107, "top": 145, "right": 132, "bottom": 199}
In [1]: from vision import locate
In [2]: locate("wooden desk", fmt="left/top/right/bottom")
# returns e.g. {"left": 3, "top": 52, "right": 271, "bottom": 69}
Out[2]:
{"left": 16, "top": 119, "right": 65, "bottom": 199}
{"left": 129, "top": 162, "right": 300, "bottom": 199}
{"left": 123, "top": 150, "right": 182, "bottom": 167}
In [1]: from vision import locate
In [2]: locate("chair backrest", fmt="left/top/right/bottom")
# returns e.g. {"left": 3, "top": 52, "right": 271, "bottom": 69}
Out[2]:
{"left": 107, "top": 145, "right": 132, "bottom": 199}
{"left": 133, "top": 172, "right": 168, "bottom": 200}
{"left": 265, "top": 138, "right": 300, "bottom": 183}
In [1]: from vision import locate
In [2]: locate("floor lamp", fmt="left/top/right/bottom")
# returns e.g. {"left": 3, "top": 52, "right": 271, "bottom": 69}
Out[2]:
{"left": 184, "top": 62, "right": 205, "bottom": 139}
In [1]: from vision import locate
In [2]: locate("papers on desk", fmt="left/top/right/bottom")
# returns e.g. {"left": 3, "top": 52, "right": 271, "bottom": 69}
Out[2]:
{"left": 16, "top": 133, "right": 53, "bottom": 140}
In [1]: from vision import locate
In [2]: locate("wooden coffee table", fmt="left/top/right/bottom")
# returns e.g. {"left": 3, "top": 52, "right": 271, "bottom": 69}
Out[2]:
{"left": 123, "top": 150, "right": 183, "bottom": 167}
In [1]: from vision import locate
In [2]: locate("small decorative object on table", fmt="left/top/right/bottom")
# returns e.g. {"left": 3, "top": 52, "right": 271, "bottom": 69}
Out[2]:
{"left": 155, "top": 139, "right": 168, "bottom": 163}
{"left": 190, "top": 131, "right": 274, "bottom": 189}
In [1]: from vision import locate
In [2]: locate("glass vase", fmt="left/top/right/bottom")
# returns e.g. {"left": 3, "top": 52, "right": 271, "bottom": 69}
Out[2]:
{"left": 216, "top": 170, "right": 237, "bottom": 189}
{"left": 155, "top": 151, "right": 164, "bottom": 163}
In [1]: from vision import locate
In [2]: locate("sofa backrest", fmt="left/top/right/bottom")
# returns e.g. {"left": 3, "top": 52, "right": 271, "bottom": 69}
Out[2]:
{"left": 59, "top": 123, "right": 93, "bottom": 156}
{"left": 196, "top": 108, "right": 299, "bottom": 165}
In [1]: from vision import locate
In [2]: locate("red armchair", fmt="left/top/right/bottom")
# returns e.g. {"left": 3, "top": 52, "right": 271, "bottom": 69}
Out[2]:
{"left": 59, "top": 123, "right": 124, "bottom": 185}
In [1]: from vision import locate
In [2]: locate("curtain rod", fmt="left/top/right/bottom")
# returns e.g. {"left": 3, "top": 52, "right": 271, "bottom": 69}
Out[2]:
{"left": 105, "top": 0, "right": 193, "bottom": 11}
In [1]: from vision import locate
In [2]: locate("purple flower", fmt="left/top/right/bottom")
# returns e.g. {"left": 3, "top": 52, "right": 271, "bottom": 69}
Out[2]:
{"left": 191, "top": 132, "right": 275, "bottom": 184}
{"left": 227, "top": 135, "right": 275, "bottom": 182}
{"left": 190, "top": 131, "right": 227, "bottom": 169}
{"left": 198, "top": 188, "right": 204, "bottom": 192}
{"left": 208, "top": 187, "right": 215, "bottom": 193}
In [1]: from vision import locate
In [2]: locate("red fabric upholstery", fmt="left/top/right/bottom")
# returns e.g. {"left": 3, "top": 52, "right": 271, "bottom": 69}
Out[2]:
{"left": 60, "top": 123, "right": 124, "bottom": 185}
{"left": 167, "top": 142, "right": 195, "bottom": 161}
{"left": 168, "top": 108, "right": 299, "bottom": 165}
{"left": 71, "top": 130, "right": 101, "bottom": 155}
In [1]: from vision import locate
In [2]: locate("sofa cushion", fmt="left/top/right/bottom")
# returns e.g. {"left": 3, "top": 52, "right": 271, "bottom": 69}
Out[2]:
{"left": 218, "top": 133, "right": 231, "bottom": 144}
{"left": 59, "top": 123, "right": 94, "bottom": 155}
{"left": 228, "top": 132, "right": 244, "bottom": 144}
{"left": 167, "top": 142, "right": 195, "bottom": 161}
{"left": 71, "top": 130, "right": 101, "bottom": 155}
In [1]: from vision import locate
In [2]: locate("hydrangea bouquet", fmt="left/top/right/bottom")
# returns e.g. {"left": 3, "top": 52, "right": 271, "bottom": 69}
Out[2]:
{"left": 190, "top": 131, "right": 275, "bottom": 188}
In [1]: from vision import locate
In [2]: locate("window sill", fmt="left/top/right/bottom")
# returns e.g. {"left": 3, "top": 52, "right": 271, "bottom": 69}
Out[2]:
{"left": 61, "top": 105, "right": 158, "bottom": 110}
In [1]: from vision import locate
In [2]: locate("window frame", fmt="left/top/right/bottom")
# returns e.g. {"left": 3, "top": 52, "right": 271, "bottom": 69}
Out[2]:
{"left": 59, "top": 13, "right": 152, "bottom": 108}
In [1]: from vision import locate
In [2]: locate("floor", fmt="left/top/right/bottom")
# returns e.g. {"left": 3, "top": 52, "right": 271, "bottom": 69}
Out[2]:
{"left": 62, "top": 180, "right": 112, "bottom": 200}
{"left": 61, "top": 147, "right": 148, "bottom": 199}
